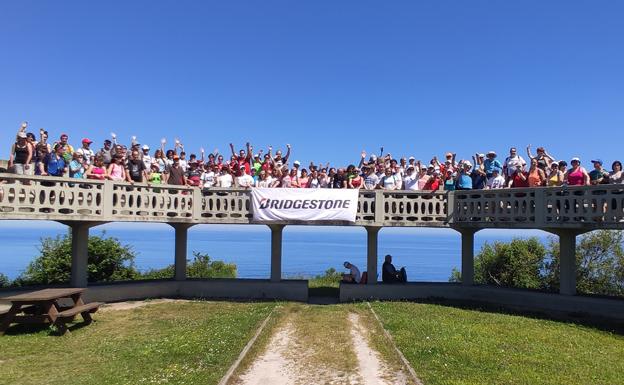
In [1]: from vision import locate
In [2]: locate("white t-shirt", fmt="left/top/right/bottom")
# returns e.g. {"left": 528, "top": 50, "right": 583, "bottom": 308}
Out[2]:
{"left": 504, "top": 155, "right": 526, "bottom": 177}
{"left": 236, "top": 174, "right": 254, "bottom": 187}
{"left": 201, "top": 171, "right": 215, "bottom": 188}
{"left": 381, "top": 175, "right": 399, "bottom": 190}
{"left": 487, "top": 175, "right": 506, "bottom": 189}
{"left": 76, "top": 147, "right": 95, "bottom": 166}
{"left": 257, "top": 177, "right": 273, "bottom": 188}
{"left": 403, "top": 173, "right": 419, "bottom": 190}
{"left": 218, "top": 173, "right": 233, "bottom": 188}
{"left": 142, "top": 154, "right": 152, "bottom": 170}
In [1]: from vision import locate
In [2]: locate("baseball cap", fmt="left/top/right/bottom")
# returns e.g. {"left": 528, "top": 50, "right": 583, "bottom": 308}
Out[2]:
{"left": 82, "top": 138, "right": 93, "bottom": 144}
{"left": 294, "top": 160, "right": 301, "bottom": 166}
{"left": 173, "top": 155, "right": 180, "bottom": 160}
{"left": 17, "top": 132, "right": 27, "bottom": 138}
{"left": 478, "top": 153, "right": 485, "bottom": 158}
{"left": 408, "top": 156, "right": 415, "bottom": 160}
{"left": 571, "top": 157, "right": 581, "bottom": 163}
{"left": 142, "top": 145, "right": 150, "bottom": 150}
{"left": 590, "top": 159, "right": 603, "bottom": 165}
{"left": 487, "top": 151, "right": 496, "bottom": 156}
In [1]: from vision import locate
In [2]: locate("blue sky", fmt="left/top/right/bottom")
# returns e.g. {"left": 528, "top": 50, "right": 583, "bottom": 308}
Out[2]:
{"left": 1, "top": 1, "right": 623, "bottom": 168}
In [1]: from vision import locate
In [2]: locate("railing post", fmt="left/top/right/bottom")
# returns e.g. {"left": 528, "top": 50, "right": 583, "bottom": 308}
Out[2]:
{"left": 459, "top": 228, "right": 477, "bottom": 286}
{"left": 446, "top": 191, "right": 455, "bottom": 224}
{"left": 170, "top": 224, "right": 194, "bottom": 281}
{"left": 192, "top": 187, "right": 203, "bottom": 221}
{"left": 374, "top": 191, "right": 385, "bottom": 225}
{"left": 269, "top": 224, "right": 285, "bottom": 282}
{"left": 365, "top": 226, "right": 381, "bottom": 284}
{"left": 101, "top": 180, "right": 114, "bottom": 219}
{"left": 534, "top": 187, "right": 545, "bottom": 226}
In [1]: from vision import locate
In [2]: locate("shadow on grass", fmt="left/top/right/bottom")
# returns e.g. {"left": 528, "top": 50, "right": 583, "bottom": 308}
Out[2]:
{"left": 3, "top": 320, "right": 93, "bottom": 336}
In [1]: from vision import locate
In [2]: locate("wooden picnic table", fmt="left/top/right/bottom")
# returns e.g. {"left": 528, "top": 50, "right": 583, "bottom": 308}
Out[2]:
{"left": 0, "top": 288, "right": 102, "bottom": 335}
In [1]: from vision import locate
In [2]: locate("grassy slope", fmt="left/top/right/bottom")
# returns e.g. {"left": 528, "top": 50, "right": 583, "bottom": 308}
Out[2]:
{"left": 0, "top": 301, "right": 274, "bottom": 385}
{"left": 371, "top": 301, "right": 624, "bottom": 385}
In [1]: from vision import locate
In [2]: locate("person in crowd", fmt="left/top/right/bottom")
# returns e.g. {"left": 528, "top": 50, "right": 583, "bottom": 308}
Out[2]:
{"left": 341, "top": 261, "right": 361, "bottom": 284}
{"left": 9, "top": 132, "right": 33, "bottom": 175}
{"left": 236, "top": 166, "right": 254, "bottom": 188}
{"left": 178, "top": 151, "right": 189, "bottom": 172}
{"left": 456, "top": 162, "right": 473, "bottom": 190}
{"left": 589, "top": 159, "right": 610, "bottom": 185}
{"left": 217, "top": 166, "right": 233, "bottom": 188}
{"left": 55, "top": 133, "right": 74, "bottom": 163}
{"left": 423, "top": 169, "right": 441, "bottom": 191}
{"left": 97, "top": 139, "right": 114, "bottom": 166}
{"left": 508, "top": 163, "right": 529, "bottom": 188}
{"left": 382, "top": 254, "right": 407, "bottom": 283}
{"left": 86, "top": 156, "right": 108, "bottom": 180}
{"left": 609, "top": 161, "right": 624, "bottom": 184}
{"left": 558, "top": 160, "right": 568, "bottom": 174}
{"left": 443, "top": 169, "right": 456, "bottom": 191}
{"left": 486, "top": 168, "right": 505, "bottom": 189}
{"left": 331, "top": 168, "right": 346, "bottom": 189}
{"left": 34, "top": 129, "right": 51, "bottom": 175}
{"left": 307, "top": 169, "right": 321, "bottom": 188}
{"left": 470, "top": 158, "right": 487, "bottom": 189}
{"left": 527, "top": 145, "right": 556, "bottom": 171}
{"left": 273, "top": 144, "right": 291, "bottom": 165}
{"left": 346, "top": 165, "right": 363, "bottom": 189}
{"left": 126, "top": 150, "right": 148, "bottom": 184}
{"left": 503, "top": 147, "right": 526, "bottom": 184}
{"left": 483, "top": 151, "right": 503, "bottom": 178}
{"left": 200, "top": 163, "right": 216, "bottom": 190}
{"left": 547, "top": 162, "right": 565, "bottom": 186}
{"left": 185, "top": 160, "right": 202, "bottom": 187}
{"left": 69, "top": 152, "right": 86, "bottom": 178}
{"left": 564, "top": 157, "right": 590, "bottom": 186}
{"left": 141, "top": 145, "right": 152, "bottom": 170}
{"left": 40, "top": 143, "right": 67, "bottom": 177}
{"left": 417, "top": 164, "right": 432, "bottom": 190}
{"left": 76, "top": 138, "right": 95, "bottom": 166}
{"left": 378, "top": 167, "right": 400, "bottom": 190}
{"left": 166, "top": 155, "right": 187, "bottom": 186}
{"left": 147, "top": 163, "right": 163, "bottom": 184}
{"left": 526, "top": 158, "right": 546, "bottom": 187}
{"left": 255, "top": 170, "right": 273, "bottom": 188}
{"left": 363, "top": 165, "right": 379, "bottom": 190}
{"left": 296, "top": 168, "right": 310, "bottom": 188}
{"left": 108, "top": 155, "right": 127, "bottom": 181}
{"left": 403, "top": 165, "right": 419, "bottom": 190}
{"left": 230, "top": 142, "right": 252, "bottom": 175}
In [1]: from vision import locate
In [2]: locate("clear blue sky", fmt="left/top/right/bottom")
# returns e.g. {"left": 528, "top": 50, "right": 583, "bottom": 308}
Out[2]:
{"left": 1, "top": 1, "right": 623, "bottom": 167}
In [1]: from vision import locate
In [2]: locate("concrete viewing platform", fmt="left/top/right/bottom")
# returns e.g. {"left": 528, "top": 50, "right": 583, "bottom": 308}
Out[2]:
{"left": 1, "top": 173, "right": 623, "bottom": 321}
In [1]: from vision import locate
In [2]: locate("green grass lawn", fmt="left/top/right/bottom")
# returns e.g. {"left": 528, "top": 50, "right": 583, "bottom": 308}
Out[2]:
{"left": 370, "top": 301, "right": 624, "bottom": 385}
{"left": 0, "top": 301, "right": 274, "bottom": 385}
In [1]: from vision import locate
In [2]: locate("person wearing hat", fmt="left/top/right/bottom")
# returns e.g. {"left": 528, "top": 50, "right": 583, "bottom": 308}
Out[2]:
{"left": 167, "top": 155, "right": 187, "bottom": 186}
{"left": 503, "top": 147, "right": 526, "bottom": 181}
{"left": 54, "top": 133, "right": 74, "bottom": 163}
{"left": 483, "top": 151, "right": 503, "bottom": 178}
{"left": 9, "top": 132, "right": 33, "bottom": 175}
{"left": 341, "top": 261, "right": 361, "bottom": 284}
{"left": 141, "top": 145, "right": 152, "bottom": 170}
{"left": 292, "top": 160, "right": 301, "bottom": 178}
{"left": 423, "top": 168, "right": 441, "bottom": 191}
{"left": 486, "top": 168, "right": 505, "bottom": 189}
{"left": 589, "top": 159, "right": 610, "bottom": 185}
{"left": 76, "top": 138, "right": 95, "bottom": 166}
{"left": 97, "top": 139, "right": 114, "bottom": 166}
{"left": 403, "top": 165, "right": 419, "bottom": 190}
{"left": 564, "top": 158, "right": 590, "bottom": 186}
{"left": 456, "top": 162, "right": 473, "bottom": 190}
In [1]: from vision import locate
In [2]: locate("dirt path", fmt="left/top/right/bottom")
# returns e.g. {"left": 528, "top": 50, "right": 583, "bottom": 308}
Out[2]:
{"left": 234, "top": 308, "right": 410, "bottom": 385}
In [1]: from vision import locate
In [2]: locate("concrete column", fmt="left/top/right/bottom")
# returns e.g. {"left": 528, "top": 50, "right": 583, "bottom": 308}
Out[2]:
{"left": 70, "top": 223, "right": 90, "bottom": 288}
{"left": 559, "top": 230, "right": 578, "bottom": 296}
{"left": 171, "top": 224, "right": 194, "bottom": 281}
{"left": 460, "top": 229, "right": 477, "bottom": 286}
{"left": 269, "top": 224, "right": 285, "bottom": 282}
{"left": 365, "top": 226, "right": 381, "bottom": 284}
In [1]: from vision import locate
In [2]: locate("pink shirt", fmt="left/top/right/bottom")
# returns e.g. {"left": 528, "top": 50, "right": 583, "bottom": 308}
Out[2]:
{"left": 567, "top": 167, "right": 585, "bottom": 186}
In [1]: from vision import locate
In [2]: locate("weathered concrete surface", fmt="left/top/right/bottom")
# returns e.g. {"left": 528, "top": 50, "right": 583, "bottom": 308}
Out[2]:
{"left": 339, "top": 283, "right": 624, "bottom": 321}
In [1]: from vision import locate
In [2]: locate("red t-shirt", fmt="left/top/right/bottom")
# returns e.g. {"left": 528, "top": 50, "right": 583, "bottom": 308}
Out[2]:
{"left": 424, "top": 178, "right": 440, "bottom": 191}
{"left": 511, "top": 172, "right": 529, "bottom": 188}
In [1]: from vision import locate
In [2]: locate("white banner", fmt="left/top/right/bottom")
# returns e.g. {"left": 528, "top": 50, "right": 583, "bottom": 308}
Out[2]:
{"left": 251, "top": 188, "right": 359, "bottom": 222}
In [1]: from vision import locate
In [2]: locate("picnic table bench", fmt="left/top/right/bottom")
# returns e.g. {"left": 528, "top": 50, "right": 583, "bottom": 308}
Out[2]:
{"left": 0, "top": 288, "right": 103, "bottom": 335}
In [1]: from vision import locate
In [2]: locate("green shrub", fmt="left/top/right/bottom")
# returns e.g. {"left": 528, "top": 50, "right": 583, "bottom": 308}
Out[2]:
{"left": 0, "top": 273, "right": 9, "bottom": 288}
{"left": 140, "top": 252, "right": 237, "bottom": 280}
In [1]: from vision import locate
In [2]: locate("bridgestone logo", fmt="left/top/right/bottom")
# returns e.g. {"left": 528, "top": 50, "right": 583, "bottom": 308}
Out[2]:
{"left": 259, "top": 198, "right": 351, "bottom": 210}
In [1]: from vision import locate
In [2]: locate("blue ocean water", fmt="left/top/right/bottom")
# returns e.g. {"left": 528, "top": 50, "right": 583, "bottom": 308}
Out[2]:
{"left": 0, "top": 222, "right": 550, "bottom": 282}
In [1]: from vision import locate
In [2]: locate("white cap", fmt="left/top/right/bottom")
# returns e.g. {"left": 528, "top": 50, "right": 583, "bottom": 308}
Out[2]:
{"left": 571, "top": 157, "right": 581, "bottom": 162}
{"left": 142, "top": 145, "right": 150, "bottom": 150}
{"left": 17, "top": 132, "right": 27, "bottom": 138}
{"left": 293, "top": 160, "right": 300, "bottom": 166}
{"left": 408, "top": 156, "right": 415, "bottom": 160}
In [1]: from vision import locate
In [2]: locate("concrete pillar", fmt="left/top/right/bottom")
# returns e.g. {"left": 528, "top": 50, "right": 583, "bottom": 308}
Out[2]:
{"left": 460, "top": 229, "right": 477, "bottom": 286}
{"left": 365, "top": 226, "right": 381, "bottom": 284}
{"left": 171, "top": 224, "right": 194, "bottom": 281}
{"left": 70, "top": 223, "right": 90, "bottom": 288}
{"left": 269, "top": 224, "right": 285, "bottom": 282}
{"left": 559, "top": 230, "right": 578, "bottom": 296}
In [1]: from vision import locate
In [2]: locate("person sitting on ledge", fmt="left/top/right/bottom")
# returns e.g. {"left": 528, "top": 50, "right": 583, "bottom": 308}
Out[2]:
{"left": 382, "top": 254, "right": 407, "bottom": 283}
{"left": 341, "top": 261, "right": 361, "bottom": 283}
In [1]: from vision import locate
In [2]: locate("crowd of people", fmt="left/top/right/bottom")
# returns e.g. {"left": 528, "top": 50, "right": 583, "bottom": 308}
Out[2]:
{"left": 6, "top": 123, "right": 624, "bottom": 192}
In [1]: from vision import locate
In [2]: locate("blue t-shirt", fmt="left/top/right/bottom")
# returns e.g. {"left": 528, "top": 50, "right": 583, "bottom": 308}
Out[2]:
{"left": 457, "top": 173, "right": 473, "bottom": 189}
{"left": 45, "top": 154, "right": 66, "bottom": 176}
{"left": 484, "top": 159, "right": 502, "bottom": 175}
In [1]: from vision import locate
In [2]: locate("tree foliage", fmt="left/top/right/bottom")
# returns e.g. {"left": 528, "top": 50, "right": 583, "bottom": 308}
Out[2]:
{"left": 0, "top": 273, "right": 9, "bottom": 288}
{"left": 139, "top": 252, "right": 237, "bottom": 280}
{"left": 451, "top": 230, "right": 624, "bottom": 297}
{"left": 13, "top": 231, "right": 138, "bottom": 286}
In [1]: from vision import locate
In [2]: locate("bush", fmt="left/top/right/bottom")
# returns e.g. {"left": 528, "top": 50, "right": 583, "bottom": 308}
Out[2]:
{"left": 0, "top": 273, "right": 9, "bottom": 288}
{"left": 13, "top": 231, "right": 139, "bottom": 286}
{"left": 140, "top": 252, "right": 237, "bottom": 280}
{"left": 309, "top": 268, "right": 343, "bottom": 289}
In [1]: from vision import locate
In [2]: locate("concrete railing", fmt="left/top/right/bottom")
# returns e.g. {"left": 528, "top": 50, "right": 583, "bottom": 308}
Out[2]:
{"left": 1, "top": 173, "right": 623, "bottom": 231}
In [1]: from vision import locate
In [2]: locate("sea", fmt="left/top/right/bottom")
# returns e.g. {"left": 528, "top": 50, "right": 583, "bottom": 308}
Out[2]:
{"left": 0, "top": 221, "right": 550, "bottom": 282}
